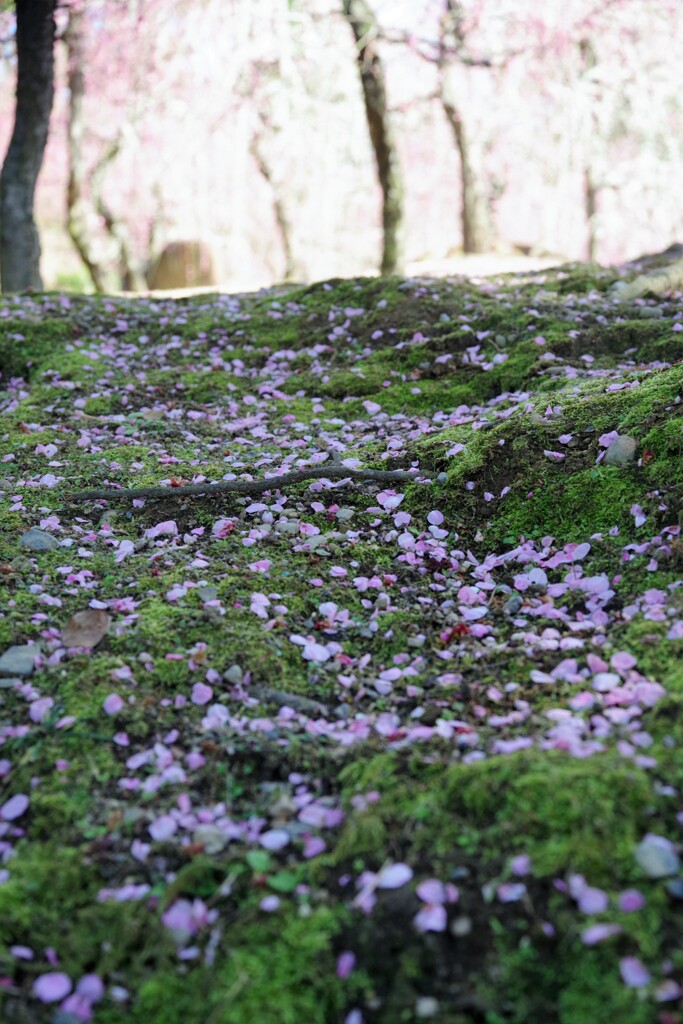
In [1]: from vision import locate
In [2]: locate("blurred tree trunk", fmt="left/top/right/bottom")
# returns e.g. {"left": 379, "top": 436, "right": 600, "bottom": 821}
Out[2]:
{"left": 65, "top": 9, "right": 108, "bottom": 292}
{"left": 65, "top": 11, "right": 145, "bottom": 292}
{"left": 0, "top": 0, "right": 57, "bottom": 292}
{"left": 250, "top": 114, "right": 302, "bottom": 283}
{"left": 439, "top": 0, "right": 493, "bottom": 254}
{"left": 343, "top": 0, "right": 404, "bottom": 275}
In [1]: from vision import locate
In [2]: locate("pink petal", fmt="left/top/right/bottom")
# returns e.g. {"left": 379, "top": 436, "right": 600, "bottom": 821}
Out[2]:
{"left": 32, "top": 972, "right": 72, "bottom": 1003}
{"left": 103, "top": 693, "right": 124, "bottom": 715}
{"left": 1, "top": 794, "right": 29, "bottom": 820}
{"left": 618, "top": 889, "right": 645, "bottom": 912}
{"left": 149, "top": 814, "right": 177, "bottom": 841}
{"left": 413, "top": 903, "right": 447, "bottom": 932}
{"left": 620, "top": 956, "right": 651, "bottom": 988}
{"left": 416, "top": 879, "right": 446, "bottom": 904}
{"left": 191, "top": 683, "right": 213, "bottom": 706}
{"left": 336, "top": 951, "right": 356, "bottom": 979}
{"left": 581, "top": 923, "right": 622, "bottom": 945}
{"left": 259, "top": 829, "right": 290, "bottom": 851}
{"left": 376, "top": 862, "right": 413, "bottom": 889}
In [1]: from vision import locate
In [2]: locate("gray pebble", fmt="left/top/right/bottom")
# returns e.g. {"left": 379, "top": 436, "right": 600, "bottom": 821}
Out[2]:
{"left": 19, "top": 527, "right": 59, "bottom": 552}
{"left": 193, "top": 824, "right": 230, "bottom": 854}
{"left": 0, "top": 644, "right": 41, "bottom": 677}
{"left": 415, "top": 996, "right": 440, "bottom": 1018}
{"left": 665, "top": 877, "right": 683, "bottom": 900}
{"left": 603, "top": 435, "right": 637, "bottom": 468}
{"left": 450, "top": 914, "right": 473, "bottom": 937}
{"left": 634, "top": 836, "right": 680, "bottom": 878}
{"left": 436, "top": 472, "right": 448, "bottom": 484}
{"left": 197, "top": 585, "right": 218, "bottom": 602}
{"left": 503, "top": 594, "right": 523, "bottom": 616}
{"left": 224, "top": 664, "right": 243, "bottom": 685}
{"left": 636, "top": 305, "right": 663, "bottom": 318}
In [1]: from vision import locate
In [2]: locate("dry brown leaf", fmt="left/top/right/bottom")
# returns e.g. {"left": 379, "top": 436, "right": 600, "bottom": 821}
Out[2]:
{"left": 62, "top": 609, "right": 112, "bottom": 649}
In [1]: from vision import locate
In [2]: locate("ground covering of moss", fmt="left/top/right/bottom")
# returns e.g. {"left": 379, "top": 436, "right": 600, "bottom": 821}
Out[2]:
{"left": 0, "top": 262, "right": 682, "bottom": 1023}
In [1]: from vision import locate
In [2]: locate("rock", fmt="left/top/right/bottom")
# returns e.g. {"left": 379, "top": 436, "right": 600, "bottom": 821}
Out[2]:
{"left": 146, "top": 240, "right": 215, "bottom": 291}
{"left": 450, "top": 914, "right": 473, "bottom": 937}
{"left": 193, "top": 824, "right": 230, "bottom": 855}
{"left": 665, "top": 877, "right": 683, "bottom": 900}
{"left": 197, "top": 585, "right": 218, "bottom": 602}
{"left": 336, "top": 508, "right": 355, "bottom": 522}
{"left": 0, "top": 644, "right": 41, "bottom": 677}
{"left": 224, "top": 664, "right": 243, "bottom": 685}
{"left": 19, "top": 527, "right": 59, "bottom": 552}
{"left": 603, "top": 435, "right": 637, "bottom": 467}
{"left": 636, "top": 305, "right": 663, "bottom": 318}
{"left": 436, "top": 472, "right": 448, "bottom": 484}
{"left": 634, "top": 835, "right": 680, "bottom": 878}
{"left": 415, "top": 996, "right": 440, "bottom": 1018}
{"left": 503, "top": 594, "right": 523, "bottom": 616}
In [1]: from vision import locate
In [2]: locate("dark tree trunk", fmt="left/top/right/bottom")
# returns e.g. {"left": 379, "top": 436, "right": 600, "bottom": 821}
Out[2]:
{"left": 439, "top": 0, "right": 493, "bottom": 254}
{"left": 343, "top": 0, "right": 404, "bottom": 275}
{"left": 0, "top": 0, "right": 57, "bottom": 292}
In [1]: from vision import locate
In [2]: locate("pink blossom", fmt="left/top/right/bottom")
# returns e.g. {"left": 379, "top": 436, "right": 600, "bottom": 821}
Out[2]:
{"left": 191, "top": 683, "right": 213, "bottom": 706}
{"left": 619, "top": 957, "right": 651, "bottom": 988}
{"left": 103, "top": 693, "right": 124, "bottom": 715}
{"left": 413, "top": 903, "right": 447, "bottom": 932}
{"left": 336, "top": 951, "right": 356, "bottom": 978}
{"left": 581, "top": 923, "right": 622, "bottom": 945}
{"left": 376, "top": 862, "right": 413, "bottom": 889}
{"left": 32, "top": 972, "right": 72, "bottom": 1003}
{"left": 149, "top": 814, "right": 177, "bottom": 841}
{"left": 1, "top": 793, "right": 29, "bottom": 820}
{"left": 259, "top": 829, "right": 290, "bottom": 851}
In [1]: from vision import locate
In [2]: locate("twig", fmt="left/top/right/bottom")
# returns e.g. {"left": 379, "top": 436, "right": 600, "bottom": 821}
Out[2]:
{"left": 71, "top": 465, "right": 425, "bottom": 501}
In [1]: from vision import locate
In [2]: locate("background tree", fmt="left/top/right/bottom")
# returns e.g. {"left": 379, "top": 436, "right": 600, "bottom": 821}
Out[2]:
{"left": 0, "top": 0, "right": 57, "bottom": 291}
{"left": 343, "top": 0, "right": 404, "bottom": 275}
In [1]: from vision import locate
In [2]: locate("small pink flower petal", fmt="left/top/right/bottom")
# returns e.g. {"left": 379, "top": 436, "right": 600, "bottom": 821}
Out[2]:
{"left": 618, "top": 889, "right": 645, "bottom": 912}
{"left": 191, "top": 683, "right": 213, "bottom": 706}
{"left": 103, "top": 693, "right": 124, "bottom": 715}
{"left": 376, "top": 862, "right": 413, "bottom": 889}
{"left": 149, "top": 814, "right": 177, "bottom": 841}
{"left": 416, "top": 879, "right": 446, "bottom": 904}
{"left": 1, "top": 793, "right": 29, "bottom": 821}
{"left": 581, "top": 923, "right": 622, "bottom": 945}
{"left": 32, "top": 972, "right": 72, "bottom": 1003}
{"left": 336, "top": 951, "right": 356, "bottom": 979}
{"left": 620, "top": 956, "right": 651, "bottom": 988}
{"left": 259, "top": 829, "right": 290, "bottom": 851}
{"left": 413, "top": 903, "right": 447, "bottom": 932}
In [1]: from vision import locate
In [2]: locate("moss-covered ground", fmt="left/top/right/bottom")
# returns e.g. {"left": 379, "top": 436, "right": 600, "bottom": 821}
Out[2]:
{"left": 0, "top": 262, "right": 681, "bottom": 1023}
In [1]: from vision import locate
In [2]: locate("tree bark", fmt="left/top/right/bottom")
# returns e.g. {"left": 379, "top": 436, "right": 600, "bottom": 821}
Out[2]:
{"left": 439, "top": 0, "right": 493, "bottom": 254}
{"left": 343, "top": 0, "right": 404, "bottom": 275}
{"left": 0, "top": 0, "right": 57, "bottom": 292}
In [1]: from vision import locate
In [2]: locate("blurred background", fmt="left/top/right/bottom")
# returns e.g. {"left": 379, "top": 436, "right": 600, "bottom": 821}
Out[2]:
{"left": 1, "top": 0, "right": 682, "bottom": 294}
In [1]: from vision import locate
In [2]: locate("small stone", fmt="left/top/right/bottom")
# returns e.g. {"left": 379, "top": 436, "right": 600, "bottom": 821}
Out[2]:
{"left": 197, "top": 585, "right": 218, "bottom": 602}
{"left": 336, "top": 508, "right": 355, "bottom": 522}
{"left": 275, "top": 521, "right": 299, "bottom": 536}
{"left": 407, "top": 635, "right": 425, "bottom": 648}
{"left": 636, "top": 305, "right": 663, "bottom": 318}
{"left": 503, "top": 595, "right": 523, "bottom": 616}
{"left": 634, "top": 836, "right": 680, "bottom": 878}
{"left": 224, "top": 664, "right": 243, "bottom": 685}
{"left": 19, "top": 528, "right": 59, "bottom": 552}
{"left": 450, "top": 914, "right": 473, "bottom": 937}
{"left": 193, "top": 824, "right": 229, "bottom": 854}
{"left": 604, "top": 435, "right": 637, "bottom": 468}
{"left": 415, "top": 996, "right": 440, "bottom": 1018}
{"left": 665, "top": 877, "right": 683, "bottom": 900}
{"left": 0, "top": 644, "right": 41, "bottom": 677}
{"left": 436, "top": 472, "right": 448, "bottom": 484}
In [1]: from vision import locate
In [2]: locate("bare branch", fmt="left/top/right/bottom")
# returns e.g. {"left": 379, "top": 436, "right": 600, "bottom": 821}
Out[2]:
{"left": 71, "top": 464, "right": 427, "bottom": 502}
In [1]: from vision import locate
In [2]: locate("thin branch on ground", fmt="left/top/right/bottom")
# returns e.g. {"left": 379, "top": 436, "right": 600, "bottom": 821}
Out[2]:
{"left": 71, "top": 465, "right": 427, "bottom": 501}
